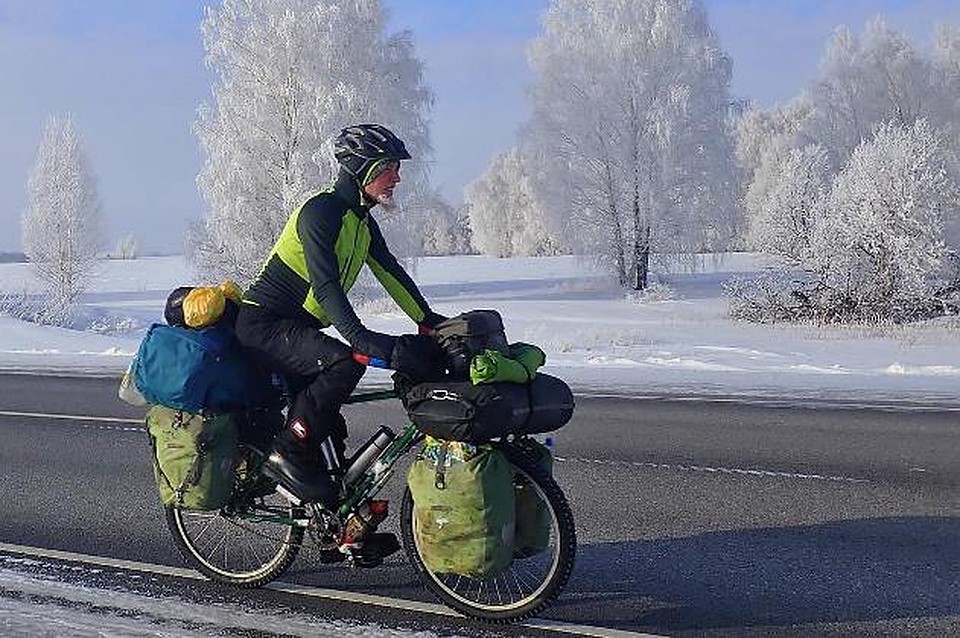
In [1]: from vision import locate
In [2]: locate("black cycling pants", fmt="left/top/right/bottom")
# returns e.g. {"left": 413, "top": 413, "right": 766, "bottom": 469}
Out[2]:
{"left": 234, "top": 304, "right": 365, "bottom": 450}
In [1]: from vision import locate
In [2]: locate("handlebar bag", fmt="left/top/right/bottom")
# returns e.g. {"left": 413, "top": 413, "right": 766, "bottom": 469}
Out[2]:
{"left": 407, "top": 439, "right": 515, "bottom": 577}
{"left": 146, "top": 405, "right": 239, "bottom": 511}
{"left": 401, "top": 373, "right": 574, "bottom": 443}
{"left": 434, "top": 310, "right": 509, "bottom": 378}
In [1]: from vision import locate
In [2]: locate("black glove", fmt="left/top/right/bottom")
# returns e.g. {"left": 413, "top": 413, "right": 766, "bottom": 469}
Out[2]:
{"left": 353, "top": 329, "right": 397, "bottom": 366}
{"left": 391, "top": 334, "right": 444, "bottom": 382}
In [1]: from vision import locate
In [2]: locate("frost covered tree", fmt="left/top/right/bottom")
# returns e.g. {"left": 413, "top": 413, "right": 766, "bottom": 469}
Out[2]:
{"left": 936, "top": 23, "right": 960, "bottom": 68}
{"left": 807, "top": 120, "right": 959, "bottom": 321}
{"left": 113, "top": 234, "right": 138, "bottom": 260}
{"left": 746, "top": 144, "right": 830, "bottom": 263}
{"left": 463, "top": 153, "right": 511, "bottom": 257}
{"left": 934, "top": 24, "right": 960, "bottom": 122}
{"left": 803, "top": 17, "right": 941, "bottom": 167}
{"left": 740, "top": 17, "right": 960, "bottom": 257}
{"left": 22, "top": 114, "right": 103, "bottom": 323}
{"left": 735, "top": 100, "right": 812, "bottom": 196}
{"left": 731, "top": 18, "right": 960, "bottom": 323}
{"left": 933, "top": 24, "right": 960, "bottom": 249}
{"left": 464, "top": 148, "right": 563, "bottom": 257}
{"left": 412, "top": 188, "right": 471, "bottom": 256}
{"left": 527, "top": 0, "right": 739, "bottom": 289}
{"left": 192, "top": 0, "right": 432, "bottom": 283}
{"left": 737, "top": 100, "right": 821, "bottom": 256}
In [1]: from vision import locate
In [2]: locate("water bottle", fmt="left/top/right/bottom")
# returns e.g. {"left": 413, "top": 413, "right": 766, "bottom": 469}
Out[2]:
{"left": 343, "top": 426, "right": 395, "bottom": 486}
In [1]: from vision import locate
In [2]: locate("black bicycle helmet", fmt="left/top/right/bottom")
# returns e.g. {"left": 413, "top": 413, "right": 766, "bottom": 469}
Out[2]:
{"left": 334, "top": 124, "right": 411, "bottom": 182}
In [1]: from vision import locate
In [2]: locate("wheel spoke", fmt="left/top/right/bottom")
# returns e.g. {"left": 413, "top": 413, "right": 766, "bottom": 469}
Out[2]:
{"left": 509, "top": 568, "right": 525, "bottom": 599}
{"left": 165, "top": 446, "right": 304, "bottom": 586}
{"left": 400, "top": 442, "right": 576, "bottom": 620}
{"left": 189, "top": 514, "right": 219, "bottom": 546}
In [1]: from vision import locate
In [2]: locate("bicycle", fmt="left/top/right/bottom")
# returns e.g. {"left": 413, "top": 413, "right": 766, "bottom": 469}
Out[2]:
{"left": 163, "top": 387, "right": 577, "bottom": 622}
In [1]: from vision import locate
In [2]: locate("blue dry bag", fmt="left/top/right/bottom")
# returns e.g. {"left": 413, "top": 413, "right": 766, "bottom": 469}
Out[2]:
{"left": 132, "top": 323, "right": 271, "bottom": 413}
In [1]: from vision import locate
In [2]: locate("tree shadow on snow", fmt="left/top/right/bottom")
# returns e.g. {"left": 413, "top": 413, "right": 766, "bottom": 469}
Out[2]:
{"left": 545, "top": 516, "right": 960, "bottom": 633}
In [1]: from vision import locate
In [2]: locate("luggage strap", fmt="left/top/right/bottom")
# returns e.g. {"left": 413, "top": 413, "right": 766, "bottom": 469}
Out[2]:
{"left": 434, "top": 442, "right": 449, "bottom": 490}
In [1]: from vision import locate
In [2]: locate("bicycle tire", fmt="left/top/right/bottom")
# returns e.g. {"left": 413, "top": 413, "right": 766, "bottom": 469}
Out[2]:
{"left": 165, "top": 446, "right": 305, "bottom": 587}
{"left": 399, "top": 441, "right": 577, "bottom": 622}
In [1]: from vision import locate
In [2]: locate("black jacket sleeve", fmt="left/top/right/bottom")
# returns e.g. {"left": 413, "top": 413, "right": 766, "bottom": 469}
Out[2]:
{"left": 298, "top": 199, "right": 395, "bottom": 360}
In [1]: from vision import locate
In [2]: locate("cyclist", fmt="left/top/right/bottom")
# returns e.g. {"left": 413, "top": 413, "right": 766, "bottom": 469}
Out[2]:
{"left": 235, "top": 123, "right": 444, "bottom": 509}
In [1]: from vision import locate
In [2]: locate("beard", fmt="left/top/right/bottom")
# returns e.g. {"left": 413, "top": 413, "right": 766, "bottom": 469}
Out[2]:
{"left": 376, "top": 193, "right": 398, "bottom": 212}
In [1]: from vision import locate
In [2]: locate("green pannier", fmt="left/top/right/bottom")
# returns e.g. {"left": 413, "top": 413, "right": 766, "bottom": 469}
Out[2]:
{"left": 408, "top": 438, "right": 516, "bottom": 577}
{"left": 146, "top": 405, "right": 239, "bottom": 511}
{"left": 513, "top": 440, "right": 553, "bottom": 558}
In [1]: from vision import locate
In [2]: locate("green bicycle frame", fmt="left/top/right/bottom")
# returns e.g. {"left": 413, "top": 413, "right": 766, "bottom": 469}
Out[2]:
{"left": 236, "top": 388, "right": 421, "bottom": 526}
{"left": 336, "top": 389, "right": 423, "bottom": 517}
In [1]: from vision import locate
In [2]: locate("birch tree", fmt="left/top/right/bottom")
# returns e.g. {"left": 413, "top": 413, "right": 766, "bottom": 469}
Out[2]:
{"left": 22, "top": 114, "right": 103, "bottom": 324}
{"left": 746, "top": 144, "right": 830, "bottom": 263}
{"left": 464, "top": 148, "right": 564, "bottom": 257}
{"left": 735, "top": 99, "right": 812, "bottom": 197}
{"left": 527, "top": 0, "right": 738, "bottom": 289}
{"left": 802, "top": 18, "right": 939, "bottom": 167}
{"left": 412, "top": 188, "right": 471, "bottom": 256}
{"left": 934, "top": 24, "right": 960, "bottom": 250}
{"left": 192, "top": 0, "right": 432, "bottom": 283}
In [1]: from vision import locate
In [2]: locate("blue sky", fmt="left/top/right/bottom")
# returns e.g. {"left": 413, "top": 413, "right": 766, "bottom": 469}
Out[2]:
{"left": 1, "top": 1, "right": 959, "bottom": 254}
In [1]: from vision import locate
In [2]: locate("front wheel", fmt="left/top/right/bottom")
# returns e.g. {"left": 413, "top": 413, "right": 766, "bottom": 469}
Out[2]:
{"left": 165, "top": 445, "right": 305, "bottom": 587}
{"left": 400, "top": 440, "right": 577, "bottom": 622}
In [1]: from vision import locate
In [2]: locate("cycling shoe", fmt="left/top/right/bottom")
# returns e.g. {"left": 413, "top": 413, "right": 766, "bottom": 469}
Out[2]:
{"left": 350, "top": 533, "right": 400, "bottom": 568}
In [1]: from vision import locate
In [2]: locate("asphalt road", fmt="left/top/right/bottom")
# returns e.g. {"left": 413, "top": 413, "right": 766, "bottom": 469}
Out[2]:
{"left": 1, "top": 373, "right": 960, "bottom": 636}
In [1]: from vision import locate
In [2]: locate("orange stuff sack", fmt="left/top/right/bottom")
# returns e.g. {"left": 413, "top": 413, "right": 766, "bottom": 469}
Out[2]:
{"left": 183, "top": 287, "right": 226, "bottom": 329}
{"left": 165, "top": 281, "right": 241, "bottom": 329}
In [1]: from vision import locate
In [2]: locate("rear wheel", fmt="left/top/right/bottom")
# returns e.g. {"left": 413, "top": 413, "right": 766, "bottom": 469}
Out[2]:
{"left": 400, "top": 440, "right": 577, "bottom": 621}
{"left": 165, "top": 445, "right": 305, "bottom": 587}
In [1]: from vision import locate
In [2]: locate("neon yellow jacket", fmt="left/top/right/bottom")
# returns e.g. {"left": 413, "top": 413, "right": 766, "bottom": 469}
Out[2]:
{"left": 244, "top": 172, "right": 432, "bottom": 357}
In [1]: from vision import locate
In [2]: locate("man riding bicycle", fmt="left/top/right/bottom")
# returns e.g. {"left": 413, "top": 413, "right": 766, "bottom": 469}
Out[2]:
{"left": 235, "top": 123, "right": 444, "bottom": 509}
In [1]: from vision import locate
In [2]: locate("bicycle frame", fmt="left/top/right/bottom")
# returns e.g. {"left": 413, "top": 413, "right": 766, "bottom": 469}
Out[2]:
{"left": 336, "top": 388, "right": 424, "bottom": 518}
{"left": 233, "top": 388, "right": 419, "bottom": 527}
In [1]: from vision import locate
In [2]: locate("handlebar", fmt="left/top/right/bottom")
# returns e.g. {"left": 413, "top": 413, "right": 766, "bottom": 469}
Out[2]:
{"left": 352, "top": 352, "right": 390, "bottom": 368}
